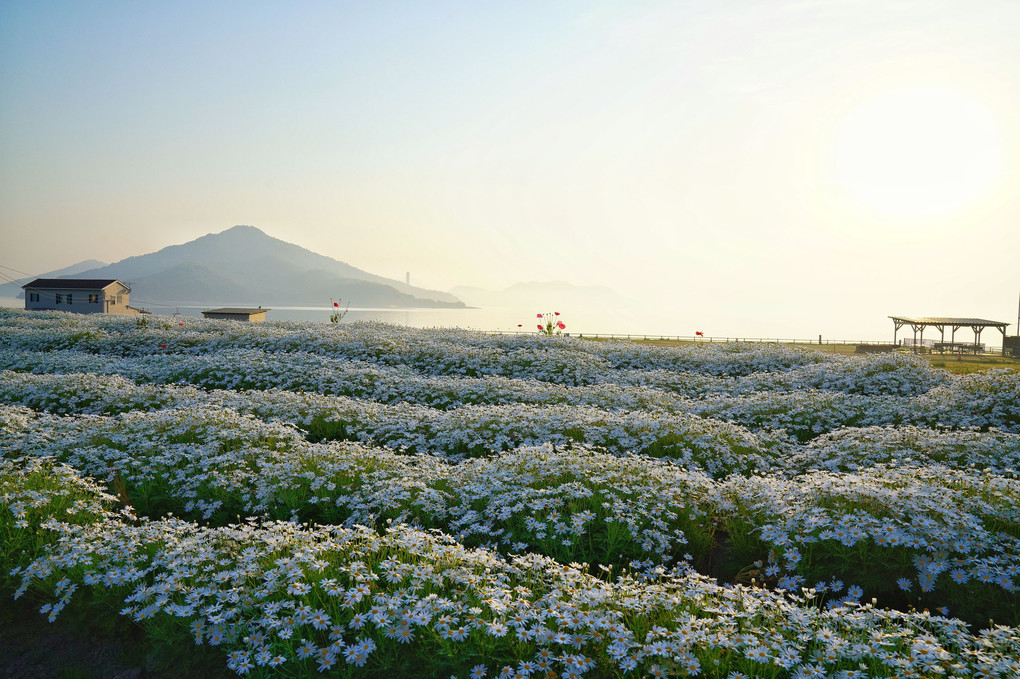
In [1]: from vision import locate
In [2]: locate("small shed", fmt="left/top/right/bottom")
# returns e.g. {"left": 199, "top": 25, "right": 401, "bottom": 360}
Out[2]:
{"left": 201, "top": 307, "right": 270, "bottom": 322}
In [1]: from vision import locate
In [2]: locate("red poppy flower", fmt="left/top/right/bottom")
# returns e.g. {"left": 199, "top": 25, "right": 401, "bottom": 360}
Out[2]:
{"left": 695, "top": 331, "right": 704, "bottom": 336}
{"left": 554, "top": 312, "right": 560, "bottom": 316}
{"left": 334, "top": 302, "right": 339, "bottom": 307}
{"left": 557, "top": 322, "right": 565, "bottom": 330}
{"left": 517, "top": 324, "right": 522, "bottom": 327}
{"left": 160, "top": 344, "right": 167, "bottom": 348}
{"left": 536, "top": 313, "right": 543, "bottom": 318}
{"left": 537, "top": 324, "right": 543, "bottom": 330}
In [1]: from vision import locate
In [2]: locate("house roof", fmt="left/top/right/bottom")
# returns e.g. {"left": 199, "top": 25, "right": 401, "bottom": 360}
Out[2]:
{"left": 22, "top": 278, "right": 128, "bottom": 291}
{"left": 202, "top": 308, "right": 270, "bottom": 315}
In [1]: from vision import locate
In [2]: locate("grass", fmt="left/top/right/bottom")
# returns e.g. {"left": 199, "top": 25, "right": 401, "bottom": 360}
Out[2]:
{"left": 600, "top": 335, "right": 1019, "bottom": 373}
{"left": 925, "top": 352, "right": 1019, "bottom": 374}
{"left": 798, "top": 343, "right": 1019, "bottom": 374}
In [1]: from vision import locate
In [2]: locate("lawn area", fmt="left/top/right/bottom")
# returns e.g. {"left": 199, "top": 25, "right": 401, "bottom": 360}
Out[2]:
{"left": 925, "top": 352, "right": 1020, "bottom": 374}
{"left": 626, "top": 336, "right": 1019, "bottom": 373}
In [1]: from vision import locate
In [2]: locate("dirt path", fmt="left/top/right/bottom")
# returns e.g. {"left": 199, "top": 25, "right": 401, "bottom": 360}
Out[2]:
{"left": 0, "top": 594, "right": 225, "bottom": 679}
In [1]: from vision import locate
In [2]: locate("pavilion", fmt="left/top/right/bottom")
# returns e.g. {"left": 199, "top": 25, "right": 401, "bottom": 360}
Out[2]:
{"left": 889, "top": 316, "right": 1011, "bottom": 355}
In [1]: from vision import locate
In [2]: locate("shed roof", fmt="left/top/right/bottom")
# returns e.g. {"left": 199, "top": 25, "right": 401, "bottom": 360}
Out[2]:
{"left": 22, "top": 278, "right": 127, "bottom": 291}
{"left": 202, "top": 308, "right": 270, "bottom": 315}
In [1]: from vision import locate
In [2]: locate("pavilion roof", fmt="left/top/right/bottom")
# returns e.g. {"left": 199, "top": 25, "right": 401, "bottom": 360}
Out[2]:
{"left": 889, "top": 316, "right": 1010, "bottom": 328}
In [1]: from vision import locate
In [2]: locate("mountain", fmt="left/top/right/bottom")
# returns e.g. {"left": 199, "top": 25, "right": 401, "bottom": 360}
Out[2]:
{"left": 449, "top": 281, "right": 632, "bottom": 309}
{"left": 58, "top": 226, "right": 465, "bottom": 309}
{"left": 0, "top": 259, "right": 108, "bottom": 298}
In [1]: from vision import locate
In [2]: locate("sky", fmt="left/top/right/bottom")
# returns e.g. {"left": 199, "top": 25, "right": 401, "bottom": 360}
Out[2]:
{"left": 2, "top": 0, "right": 1019, "bottom": 338}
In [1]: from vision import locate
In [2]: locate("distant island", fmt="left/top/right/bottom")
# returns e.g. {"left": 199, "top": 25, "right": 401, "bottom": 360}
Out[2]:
{"left": 1, "top": 225, "right": 466, "bottom": 310}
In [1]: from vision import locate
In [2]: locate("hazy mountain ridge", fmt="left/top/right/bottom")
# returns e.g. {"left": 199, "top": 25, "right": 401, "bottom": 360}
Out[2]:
{"left": 9, "top": 226, "right": 465, "bottom": 309}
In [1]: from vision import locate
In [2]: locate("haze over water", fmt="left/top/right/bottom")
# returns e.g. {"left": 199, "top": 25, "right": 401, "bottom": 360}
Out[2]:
{"left": 0, "top": 296, "right": 921, "bottom": 343}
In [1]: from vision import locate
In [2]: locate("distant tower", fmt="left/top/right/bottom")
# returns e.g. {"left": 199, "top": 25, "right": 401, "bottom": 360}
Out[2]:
{"left": 406, "top": 272, "right": 410, "bottom": 286}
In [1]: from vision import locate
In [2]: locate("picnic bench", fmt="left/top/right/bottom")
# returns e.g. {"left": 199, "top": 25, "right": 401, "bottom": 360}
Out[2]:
{"left": 932, "top": 342, "right": 984, "bottom": 355}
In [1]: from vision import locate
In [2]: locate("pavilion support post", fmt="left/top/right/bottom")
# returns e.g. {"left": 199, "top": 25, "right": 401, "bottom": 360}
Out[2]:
{"left": 892, "top": 318, "right": 907, "bottom": 346}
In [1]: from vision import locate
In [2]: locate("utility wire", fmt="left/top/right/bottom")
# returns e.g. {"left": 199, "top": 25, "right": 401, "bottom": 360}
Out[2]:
{"left": 0, "top": 263, "right": 42, "bottom": 279}
{"left": 4, "top": 264, "right": 277, "bottom": 312}
{"left": 0, "top": 270, "right": 22, "bottom": 285}
{"left": 0, "top": 264, "right": 153, "bottom": 313}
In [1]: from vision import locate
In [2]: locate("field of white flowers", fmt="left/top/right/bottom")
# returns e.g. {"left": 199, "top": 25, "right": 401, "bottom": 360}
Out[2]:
{"left": 2, "top": 308, "right": 1018, "bottom": 678}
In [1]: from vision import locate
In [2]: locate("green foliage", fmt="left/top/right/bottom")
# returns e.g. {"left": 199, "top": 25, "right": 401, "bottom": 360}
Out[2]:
{"left": 0, "top": 457, "right": 115, "bottom": 590}
{"left": 330, "top": 298, "right": 350, "bottom": 324}
{"left": 305, "top": 415, "right": 354, "bottom": 443}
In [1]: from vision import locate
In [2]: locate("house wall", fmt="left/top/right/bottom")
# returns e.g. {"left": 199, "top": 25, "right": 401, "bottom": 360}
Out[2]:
{"left": 103, "top": 285, "right": 138, "bottom": 315}
{"left": 25, "top": 288, "right": 105, "bottom": 313}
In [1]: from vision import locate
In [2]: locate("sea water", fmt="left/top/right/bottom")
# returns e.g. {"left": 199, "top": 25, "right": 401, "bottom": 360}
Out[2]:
{"left": 0, "top": 297, "right": 886, "bottom": 342}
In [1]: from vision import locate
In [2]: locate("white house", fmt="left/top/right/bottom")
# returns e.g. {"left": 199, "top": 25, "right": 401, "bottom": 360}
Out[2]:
{"left": 22, "top": 278, "right": 145, "bottom": 315}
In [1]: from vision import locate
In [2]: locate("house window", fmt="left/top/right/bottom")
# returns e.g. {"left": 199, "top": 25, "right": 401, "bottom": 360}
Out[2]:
{"left": 117, "top": 294, "right": 123, "bottom": 304}
{"left": 29, "top": 293, "right": 39, "bottom": 302}
{"left": 89, "top": 294, "right": 99, "bottom": 304}
{"left": 67, "top": 293, "right": 73, "bottom": 304}
{"left": 55, "top": 293, "right": 63, "bottom": 304}
{"left": 109, "top": 296, "right": 116, "bottom": 305}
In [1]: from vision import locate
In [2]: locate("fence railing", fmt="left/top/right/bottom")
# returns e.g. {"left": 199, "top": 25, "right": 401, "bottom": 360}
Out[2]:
{"left": 569, "top": 334, "right": 889, "bottom": 345}
{"left": 484, "top": 331, "right": 891, "bottom": 345}
{"left": 480, "top": 330, "right": 1006, "bottom": 354}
